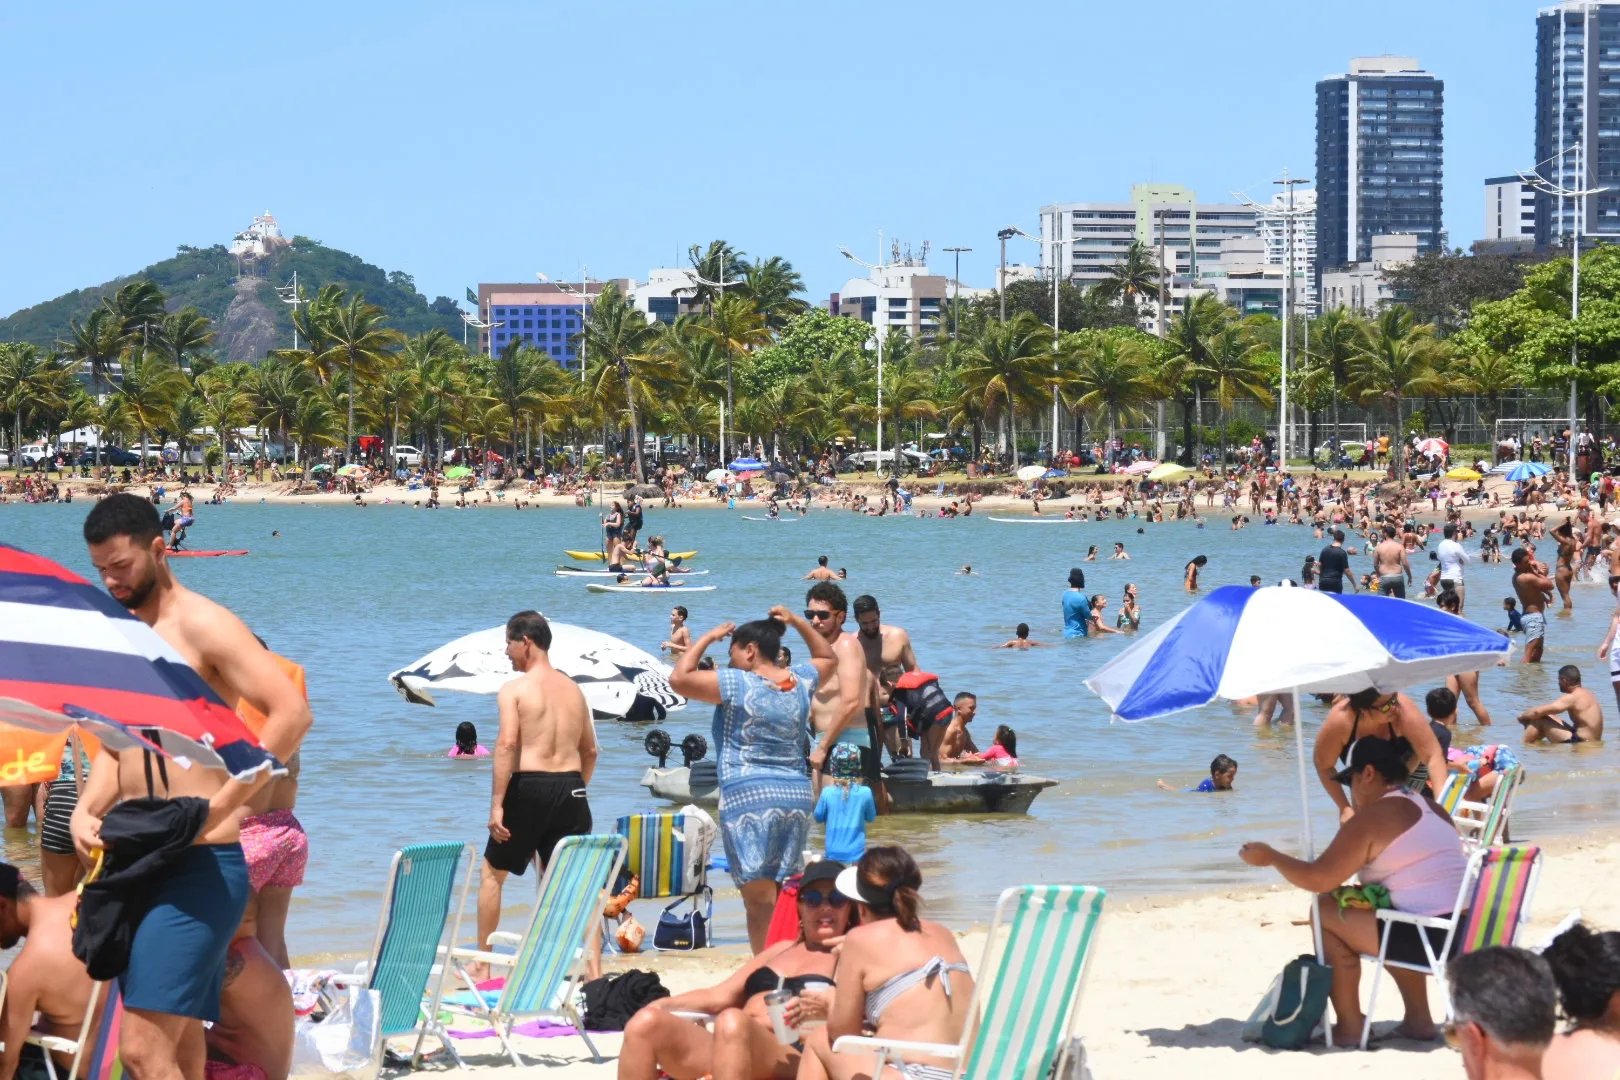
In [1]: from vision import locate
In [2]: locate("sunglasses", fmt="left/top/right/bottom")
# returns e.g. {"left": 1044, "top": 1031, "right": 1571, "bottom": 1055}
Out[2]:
{"left": 804, "top": 609, "right": 838, "bottom": 621}
{"left": 798, "top": 889, "right": 849, "bottom": 908}
{"left": 1441, "top": 1021, "right": 1465, "bottom": 1049}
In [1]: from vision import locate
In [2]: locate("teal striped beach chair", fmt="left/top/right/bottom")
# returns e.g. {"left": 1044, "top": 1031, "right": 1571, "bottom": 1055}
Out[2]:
{"left": 446, "top": 833, "right": 626, "bottom": 1066}
{"left": 335, "top": 841, "right": 474, "bottom": 1069}
{"left": 1360, "top": 844, "right": 1543, "bottom": 1049}
{"left": 835, "top": 884, "right": 1106, "bottom": 1080}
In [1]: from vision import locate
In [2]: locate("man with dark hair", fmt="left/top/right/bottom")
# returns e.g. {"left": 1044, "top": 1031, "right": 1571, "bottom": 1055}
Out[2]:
{"left": 1318, "top": 529, "right": 1354, "bottom": 594}
{"left": 803, "top": 555, "right": 838, "bottom": 581}
{"left": 0, "top": 863, "right": 102, "bottom": 1080}
{"left": 1372, "top": 523, "right": 1411, "bottom": 598}
{"left": 1447, "top": 946, "right": 1557, "bottom": 1080}
{"left": 804, "top": 582, "right": 886, "bottom": 811}
{"left": 1513, "top": 546, "right": 1555, "bottom": 664}
{"left": 76, "top": 493, "right": 312, "bottom": 1080}
{"left": 852, "top": 595, "right": 918, "bottom": 761}
{"left": 1517, "top": 664, "right": 1604, "bottom": 744}
{"left": 1437, "top": 521, "right": 1470, "bottom": 612}
{"left": 475, "top": 610, "right": 598, "bottom": 973}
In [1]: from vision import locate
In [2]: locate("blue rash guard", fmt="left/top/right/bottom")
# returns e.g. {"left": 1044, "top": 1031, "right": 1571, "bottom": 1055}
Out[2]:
{"left": 1063, "top": 589, "right": 1089, "bottom": 638}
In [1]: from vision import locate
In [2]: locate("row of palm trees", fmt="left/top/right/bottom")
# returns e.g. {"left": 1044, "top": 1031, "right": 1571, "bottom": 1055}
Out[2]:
{"left": 0, "top": 243, "right": 1510, "bottom": 482}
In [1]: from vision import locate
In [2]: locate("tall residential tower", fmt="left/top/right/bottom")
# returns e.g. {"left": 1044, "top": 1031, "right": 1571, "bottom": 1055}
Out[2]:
{"left": 1535, "top": 2, "right": 1620, "bottom": 246}
{"left": 1315, "top": 56, "right": 1444, "bottom": 271}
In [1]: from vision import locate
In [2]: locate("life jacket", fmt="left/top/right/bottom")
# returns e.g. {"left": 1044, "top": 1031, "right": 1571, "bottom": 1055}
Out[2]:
{"left": 893, "top": 671, "right": 953, "bottom": 734}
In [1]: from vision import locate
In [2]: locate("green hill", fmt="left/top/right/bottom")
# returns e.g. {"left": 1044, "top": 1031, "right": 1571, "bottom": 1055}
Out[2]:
{"left": 0, "top": 237, "right": 465, "bottom": 362}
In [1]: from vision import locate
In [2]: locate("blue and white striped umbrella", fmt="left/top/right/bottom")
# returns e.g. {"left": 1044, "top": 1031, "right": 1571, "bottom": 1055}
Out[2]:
{"left": 1506, "top": 460, "right": 1553, "bottom": 482}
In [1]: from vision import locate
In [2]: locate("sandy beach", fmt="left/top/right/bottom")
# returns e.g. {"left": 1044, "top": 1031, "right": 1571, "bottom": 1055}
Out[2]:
{"left": 420, "top": 830, "right": 1620, "bottom": 1079}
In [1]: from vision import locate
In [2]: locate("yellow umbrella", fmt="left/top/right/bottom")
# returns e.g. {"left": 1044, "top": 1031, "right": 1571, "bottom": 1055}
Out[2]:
{"left": 1147, "top": 462, "right": 1191, "bottom": 482}
{"left": 1446, "top": 467, "right": 1482, "bottom": 481}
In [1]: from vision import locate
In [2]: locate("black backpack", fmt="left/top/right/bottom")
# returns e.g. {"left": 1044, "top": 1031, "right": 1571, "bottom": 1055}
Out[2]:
{"left": 581, "top": 969, "right": 670, "bottom": 1031}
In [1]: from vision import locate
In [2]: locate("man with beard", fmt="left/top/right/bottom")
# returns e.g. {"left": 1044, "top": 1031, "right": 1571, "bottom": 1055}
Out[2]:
{"left": 852, "top": 595, "right": 918, "bottom": 760}
{"left": 803, "top": 583, "right": 885, "bottom": 812}
{"left": 76, "top": 494, "right": 312, "bottom": 1080}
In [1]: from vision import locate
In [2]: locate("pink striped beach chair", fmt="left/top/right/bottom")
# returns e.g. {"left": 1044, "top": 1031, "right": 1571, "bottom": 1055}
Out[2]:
{"left": 1359, "top": 844, "right": 1542, "bottom": 1049}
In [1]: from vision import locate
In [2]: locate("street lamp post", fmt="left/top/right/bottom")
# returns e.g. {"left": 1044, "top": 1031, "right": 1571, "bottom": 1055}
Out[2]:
{"left": 996, "top": 228, "right": 1016, "bottom": 322}
{"left": 1236, "top": 175, "right": 1313, "bottom": 469}
{"left": 841, "top": 240, "right": 891, "bottom": 476}
{"left": 942, "top": 246, "right": 971, "bottom": 340}
{"left": 275, "top": 270, "right": 310, "bottom": 350}
{"left": 682, "top": 255, "right": 742, "bottom": 465}
{"left": 1009, "top": 222, "right": 1065, "bottom": 459}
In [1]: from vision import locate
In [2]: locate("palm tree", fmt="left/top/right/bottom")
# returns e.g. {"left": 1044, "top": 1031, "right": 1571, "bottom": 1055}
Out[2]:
{"left": 114, "top": 352, "right": 188, "bottom": 462}
{"left": 1452, "top": 347, "right": 1524, "bottom": 430}
{"left": 287, "top": 390, "right": 342, "bottom": 468}
{"left": 313, "top": 291, "right": 404, "bottom": 460}
{"left": 685, "top": 240, "right": 743, "bottom": 313}
{"left": 1197, "top": 326, "right": 1275, "bottom": 467}
{"left": 1089, "top": 241, "right": 1161, "bottom": 320}
{"left": 252, "top": 362, "right": 308, "bottom": 463}
{"left": 106, "top": 281, "right": 168, "bottom": 344}
{"left": 1162, "top": 294, "right": 1232, "bottom": 464}
{"left": 487, "top": 341, "right": 552, "bottom": 458}
{"left": 737, "top": 255, "right": 809, "bottom": 330}
{"left": 158, "top": 309, "right": 216, "bottom": 372}
{"left": 693, "top": 293, "right": 771, "bottom": 446}
{"left": 956, "top": 313, "right": 1055, "bottom": 462}
{"left": 1064, "top": 333, "right": 1153, "bottom": 462}
{"left": 1302, "top": 307, "right": 1368, "bottom": 448}
{"left": 198, "top": 381, "right": 252, "bottom": 469}
{"left": 1347, "top": 306, "right": 1447, "bottom": 479}
{"left": 62, "top": 307, "right": 125, "bottom": 396}
{"left": 0, "top": 344, "right": 72, "bottom": 457}
{"left": 579, "top": 283, "right": 669, "bottom": 480}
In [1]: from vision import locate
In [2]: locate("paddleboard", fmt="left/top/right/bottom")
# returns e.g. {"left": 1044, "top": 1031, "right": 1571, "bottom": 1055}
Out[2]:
{"left": 741, "top": 515, "right": 795, "bottom": 522}
{"left": 167, "top": 550, "right": 251, "bottom": 557}
{"left": 586, "top": 583, "right": 717, "bottom": 593}
{"left": 565, "top": 549, "right": 699, "bottom": 561}
{"left": 555, "top": 566, "right": 709, "bottom": 576}
{"left": 987, "top": 516, "right": 1084, "bottom": 523}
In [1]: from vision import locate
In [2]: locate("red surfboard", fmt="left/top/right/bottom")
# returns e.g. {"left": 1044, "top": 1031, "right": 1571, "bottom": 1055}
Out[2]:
{"left": 167, "top": 550, "right": 250, "bottom": 557}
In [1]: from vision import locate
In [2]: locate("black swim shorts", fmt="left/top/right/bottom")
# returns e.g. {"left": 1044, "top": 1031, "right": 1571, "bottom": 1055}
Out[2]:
{"left": 484, "top": 771, "right": 592, "bottom": 875}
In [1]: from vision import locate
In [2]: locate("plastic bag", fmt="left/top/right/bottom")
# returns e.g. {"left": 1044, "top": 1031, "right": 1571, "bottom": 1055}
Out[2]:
{"left": 616, "top": 913, "right": 646, "bottom": 953}
{"left": 291, "top": 983, "right": 383, "bottom": 1080}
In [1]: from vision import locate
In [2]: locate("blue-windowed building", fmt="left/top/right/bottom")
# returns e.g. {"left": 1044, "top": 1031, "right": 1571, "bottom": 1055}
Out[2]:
{"left": 474, "top": 281, "right": 632, "bottom": 367}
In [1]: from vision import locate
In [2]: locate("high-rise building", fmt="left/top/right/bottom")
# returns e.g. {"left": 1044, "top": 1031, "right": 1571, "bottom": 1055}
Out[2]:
{"left": 834, "top": 252, "right": 947, "bottom": 341}
{"left": 1315, "top": 56, "right": 1444, "bottom": 271}
{"left": 1256, "top": 189, "right": 1318, "bottom": 315}
{"left": 1535, "top": 2, "right": 1620, "bottom": 247}
{"left": 1483, "top": 176, "right": 1538, "bottom": 243}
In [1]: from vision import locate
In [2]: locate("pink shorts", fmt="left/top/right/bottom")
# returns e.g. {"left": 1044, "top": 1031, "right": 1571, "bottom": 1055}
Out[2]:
{"left": 239, "top": 808, "right": 308, "bottom": 892}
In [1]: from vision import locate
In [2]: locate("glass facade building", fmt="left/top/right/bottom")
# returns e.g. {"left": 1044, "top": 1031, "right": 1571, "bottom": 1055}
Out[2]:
{"left": 1535, "top": 2, "right": 1620, "bottom": 247}
{"left": 488, "top": 303, "right": 588, "bottom": 365}
{"left": 1315, "top": 57, "right": 1444, "bottom": 271}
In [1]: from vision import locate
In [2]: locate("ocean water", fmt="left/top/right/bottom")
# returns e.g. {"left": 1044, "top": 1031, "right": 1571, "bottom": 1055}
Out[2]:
{"left": 3, "top": 498, "right": 1616, "bottom": 959}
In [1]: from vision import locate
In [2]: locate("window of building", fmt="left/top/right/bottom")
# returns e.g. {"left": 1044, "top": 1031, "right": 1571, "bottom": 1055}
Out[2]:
{"left": 552, "top": 333, "right": 562, "bottom": 342}
{"left": 494, "top": 308, "right": 505, "bottom": 317}
{"left": 552, "top": 347, "right": 561, "bottom": 356}
{"left": 523, "top": 319, "right": 532, "bottom": 328}
{"left": 550, "top": 319, "right": 561, "bottom": 328}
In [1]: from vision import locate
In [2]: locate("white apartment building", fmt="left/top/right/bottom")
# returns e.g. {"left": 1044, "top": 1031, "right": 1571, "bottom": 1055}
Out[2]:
{"left": 1319, "top": 233, "right": 1418, "bottom": 313}
{"left": 1483, "top": 176, "right": 1537, "bottom": 242}
{"left": 834, "top": 259, "right": 947, "bottom": 341}
{"left": 1257, "top": 189, "right": 1318, "bottom": 315}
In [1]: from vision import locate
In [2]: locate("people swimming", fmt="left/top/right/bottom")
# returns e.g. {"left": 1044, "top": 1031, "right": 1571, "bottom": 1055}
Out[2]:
{"left": 1157, "top": 753, "right": 1237, "bottom": 792}
{"left": 994, "top": 623, "right": 1054, "bottom": 649}
{"left": 449, "top": 721, "right": 489, "bottom": 758}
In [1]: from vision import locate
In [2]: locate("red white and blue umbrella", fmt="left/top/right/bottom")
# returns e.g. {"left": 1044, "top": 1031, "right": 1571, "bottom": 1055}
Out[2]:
{"left": 0, "top": 544, "right": 279, "bottom": 780}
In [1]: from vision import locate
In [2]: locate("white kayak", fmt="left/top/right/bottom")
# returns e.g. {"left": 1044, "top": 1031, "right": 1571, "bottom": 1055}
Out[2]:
{"left": 741, "top": 515, "right": 797, "bottom": 522}
{"left": 586, "top": 583, "right": 717, "bottom": 593}
{"left": 988, "top": 515, "right": 1085, "bottom": 523}
{"left": 555, "top": 565, "right": 709, "bottom": 576}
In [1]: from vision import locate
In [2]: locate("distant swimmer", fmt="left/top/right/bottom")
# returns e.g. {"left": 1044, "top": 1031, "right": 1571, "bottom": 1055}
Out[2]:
{"left": 1110, "top": 542, "right": 1130, "bottom": 560}
{"left": 1518, "top": 664, "right": 1604, "bottom": 744}
{"left": 957, "top": 565, "right": 976, "bottom": 576}
{"left": 1084, "top": 546, "right": 1098, "bottom": 561}
{"left": 271, "top": 530, "right": 280, "bottom": 538}
{"left": 1184, "top": 554, "right": 1208, "bottom": 592}
{"left": 804, "top": 555, "right": 839, "bottom": 581}
{"left": 993, "top": 623, "right": 1054, "bottom": 649}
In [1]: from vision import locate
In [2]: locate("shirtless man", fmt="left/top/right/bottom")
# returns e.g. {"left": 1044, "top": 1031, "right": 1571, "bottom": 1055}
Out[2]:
{"left": 662, "top": 605, "right": 692, "bottom": 657}
{"left": 205, "top": 899, "right": 295, "bottom": 1080}
{"left": 166, "top": 490, "right": 196, "bottom": 551}
{"left": 853, "top": 595, "right": 919, "bottom": 761}
{"left": 0, "top": 864, "right": 101, "bottom": 1080}
{"left": 1517, "top": 665, "right": 1605, "bottom": 744}
{"left": 1552, "top": 518, "right": 1579, "bottom": 612}
{"left": 1372, "top": 524, "right": 1412, "bottom": 598}
{"left": 803, "top": 556, "right": 838, "bottom": 581}
{"left": 937, "top": 692, "right": 981, "bottom": 761}
{"left": 803, "top": 583, "right": 885, "bottom": 812}
{"left": 1512, "top": 546, "right": 1556, "bottom": 664}
{"left": 477, "top": 611, "right": 598, "bottom": 966}
{"left": 76, "top": 494, "right": 312, "bottom": 1080}
{"left": 993, "top": 623, "right": 1055, "bottom": 649}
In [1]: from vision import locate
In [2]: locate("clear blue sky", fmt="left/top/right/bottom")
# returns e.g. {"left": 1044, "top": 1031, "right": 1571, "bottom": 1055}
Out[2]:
{"left": 0, "top": 0, "right": 1540, "bottom": 320}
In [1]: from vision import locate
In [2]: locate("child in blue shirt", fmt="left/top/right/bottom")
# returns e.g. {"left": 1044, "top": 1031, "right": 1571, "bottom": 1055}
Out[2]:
{"left": 815, "top": 745, "right": 876, "bottom": 862}
{"left": 1157, "top": 753, "right": 1237, "bottom": 793}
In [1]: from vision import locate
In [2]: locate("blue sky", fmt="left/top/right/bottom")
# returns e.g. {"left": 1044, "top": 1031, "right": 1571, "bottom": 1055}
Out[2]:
{"left": 0, "top": 1, "right": 1541, "bottom": 320}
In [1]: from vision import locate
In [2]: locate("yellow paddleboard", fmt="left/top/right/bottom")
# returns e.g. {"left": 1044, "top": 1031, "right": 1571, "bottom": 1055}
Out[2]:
{"left": 564, "top": 549, "right": 698, "bottom": 561}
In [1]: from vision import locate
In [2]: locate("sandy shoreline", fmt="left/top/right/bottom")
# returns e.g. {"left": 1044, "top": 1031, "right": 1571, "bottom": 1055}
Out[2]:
{"left": 416, "top": 828, "right": 1619, "bottom": 1079}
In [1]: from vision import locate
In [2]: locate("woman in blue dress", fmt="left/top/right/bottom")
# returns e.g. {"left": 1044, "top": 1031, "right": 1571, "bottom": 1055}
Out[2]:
{"left": 672, "top": 605, "right": 836, "bottom": 951}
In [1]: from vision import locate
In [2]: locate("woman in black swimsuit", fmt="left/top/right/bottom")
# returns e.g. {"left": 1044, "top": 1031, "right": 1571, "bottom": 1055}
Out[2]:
{"left": 1312, "top": 688, "right": 1448, "bottom": 823}
{"left": 619, "top": 860, "right": 851, "bottom": 1080}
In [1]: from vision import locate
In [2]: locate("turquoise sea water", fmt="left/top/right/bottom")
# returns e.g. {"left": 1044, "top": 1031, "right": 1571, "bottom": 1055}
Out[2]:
{"left": 3, "top": 500, "right": 1616, "bottom": 959}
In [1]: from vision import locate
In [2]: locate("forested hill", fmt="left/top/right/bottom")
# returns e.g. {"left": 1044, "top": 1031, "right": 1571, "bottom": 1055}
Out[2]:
{"left": 0, "top": 237, "right": 464, "bottom": 362}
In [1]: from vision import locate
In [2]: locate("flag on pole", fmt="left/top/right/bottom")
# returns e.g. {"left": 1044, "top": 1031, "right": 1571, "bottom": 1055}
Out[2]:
{"left": 465, "top": 287, "right": 478, "bottom": 305}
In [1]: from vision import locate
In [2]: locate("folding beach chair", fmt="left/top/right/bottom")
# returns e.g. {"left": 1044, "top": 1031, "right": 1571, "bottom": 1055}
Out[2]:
{"left": 446, "top": 833, "right": 626, "bottom": 1066}
{"left": 613, "top": 810, "right": 715, "bottom": 950}
{"left": 1437, "top": 764, "right": 1523, "bottom": 849}
{"left": 835, "top": 885, "right": 1107, "bottom": 1080}
{"left": 24, "top": 981, "right": 120, "bottom": 1080}
{"left": 1359, "top": 844, "right": 1543, "bottom": 1049}
{"left": 333, "top": 841, "right": 474, "bottom": 1070}
{"left": 26, "top": 980, "right": 107, "bottom": 1080}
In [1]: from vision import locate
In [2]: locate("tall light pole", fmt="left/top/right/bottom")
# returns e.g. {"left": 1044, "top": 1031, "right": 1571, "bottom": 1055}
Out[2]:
{"left": 942, "top": 246, "right": 971, "bottom": 339}
{"left": 275, "top": 270, "right": 309, "bottom": 350}
{"left": 1523, "top": 140, "right": 1605, "bottom": 485}
{"left": 460, "top": 309, "right": 499, "bottom": 352}
{"left": 547, "top": 271, "right": 598, "bottom": 385}
{"left": 996, "top": 228, "right": 1016, "bottom": 322}
{"left": 682, "top": 255, "right": 741, "bottom": 464}
{"left": 841, "top": 239, "right": 890, "bottom": 474}
{"left": 1237, "top": 174, "right": 1313, "bottom": 469}
{"left": 1010, "top": 223, "right": 1066, "bottom": 458}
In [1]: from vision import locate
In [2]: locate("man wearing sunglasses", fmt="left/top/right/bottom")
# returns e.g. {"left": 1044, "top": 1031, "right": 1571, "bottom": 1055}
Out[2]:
{"left": 804, "top": 583, "right": 889, "bottom": 813}
{"left": 1445, "top": 946, "right": 1556, "bottom": 1080}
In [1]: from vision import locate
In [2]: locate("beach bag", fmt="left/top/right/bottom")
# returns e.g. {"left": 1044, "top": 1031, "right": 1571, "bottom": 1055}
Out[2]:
{"left": 1243, "top": 954, "right": 1332, "bottom": 1049}
{"left": 291, "top": 984, "right": 383, "bottom": 1080}
{"left": 653, "top": 887, "right": 712, "bottom": 950}
{"left": 582, "top": 970, "right": 669, "bottom": 1031}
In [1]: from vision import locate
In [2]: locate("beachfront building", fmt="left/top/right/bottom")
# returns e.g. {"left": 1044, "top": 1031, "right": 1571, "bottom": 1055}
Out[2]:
{"left": 1315, "top": 56, "right": 1445, "bottom": 272}
{"left": 474, "top": 280, "right": 629, "bottom": 363}
{"left": 1257, "top": 189, "right": 1318, "bottom": 316}
{"left": 1039, "top": 185, "right": 1260, "bottom": 332}
{"left": 633, "top": 269, "right": 702, "bottom": 325}
{"left": 1319, "top": 233, "right": 1419, "bottom": 314}
{"left": 832, "top": 250, "right": 948, "bottom": 341}
{"left": 1535, "top": 1, "right": 1620, "bottom": 247}
{"left": 1484, "top": 176, "right": 1538, "bottom": 245}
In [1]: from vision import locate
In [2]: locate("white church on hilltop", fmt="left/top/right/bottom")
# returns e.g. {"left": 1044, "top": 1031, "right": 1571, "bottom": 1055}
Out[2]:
{"left": 230, "top": 212, "right": 291, "bottom": 260}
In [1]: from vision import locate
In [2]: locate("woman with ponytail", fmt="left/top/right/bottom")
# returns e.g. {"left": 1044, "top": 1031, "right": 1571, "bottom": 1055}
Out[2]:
{"left": 799, "top": 846, "right": 974, "bottom": 1080}
{"left": 1541, "top": 921, "right": 1620, "bottom": 1079}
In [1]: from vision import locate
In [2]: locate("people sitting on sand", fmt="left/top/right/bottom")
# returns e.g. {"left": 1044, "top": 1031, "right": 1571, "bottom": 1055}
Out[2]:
{"left": 1240, "top": 736, "right": 1468, "bottom": 1046}
{"left": 0, "top": 863, "right": 104, "bottom": 1080}
{"left": 1540, "top": 921, "right": 1620, "bottom": 1079}
{"left": 798, "top": 848, "right": 975, "bottom": 1080}
{"left": 448, "top": 720, "right": 489, "bottom": 758}
{"left": 993, "top": 623, "right": 1054, "bottom": 649}
{"left": 1157, "top": 753, "right": 1237, "bottom": 793}
{"left": 617, "top": 859, "right": 849, "bottom": 1080}
{"left": 206, "top": 899, "right": 296, "bottom": 1080}
{"left": 1518, "top": 665, "right": 1605, "bottom": 744}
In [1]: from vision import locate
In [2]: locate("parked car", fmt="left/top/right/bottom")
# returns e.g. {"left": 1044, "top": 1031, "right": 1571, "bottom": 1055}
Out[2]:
{"left": 79, "top": 447, "right": 142, "bottom": 467}
{"left": 19, "top": 443, "right": 51, "bottom": 467}
{"left": 391, "top": 445, "right": 424, "bottom": 467}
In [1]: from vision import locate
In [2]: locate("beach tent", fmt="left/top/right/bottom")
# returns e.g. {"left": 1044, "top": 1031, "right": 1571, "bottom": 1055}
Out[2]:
{"left": 388, "top": 621, "right": 684, "bottom": 721}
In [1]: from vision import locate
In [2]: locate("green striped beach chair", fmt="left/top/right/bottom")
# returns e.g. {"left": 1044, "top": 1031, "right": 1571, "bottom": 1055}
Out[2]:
{"left": 1451, "top": 765, "right": 1524, "bottom": 849}
{"left": 835, "top": 885, "right": 1106, "bottom": 1080}
{"left": 446, "top": 833, "right": 626, "bottom": 1066}
{"left": 1360, "top": 844, "right": 1543, "bottom": 1049}
{"left": 336, "top": 841, "right": 474, "bottom": 1069}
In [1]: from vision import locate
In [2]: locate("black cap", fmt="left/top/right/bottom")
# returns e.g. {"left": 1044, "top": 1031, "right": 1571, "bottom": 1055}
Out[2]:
{"left": 800, "top": 860, "right": 845, "bottom": 888}
{"left": 1334, "top": 736, "right": 1406, "bottom": 785}
{"left": 0, "top": 863, "right": 21, "bottom": 900}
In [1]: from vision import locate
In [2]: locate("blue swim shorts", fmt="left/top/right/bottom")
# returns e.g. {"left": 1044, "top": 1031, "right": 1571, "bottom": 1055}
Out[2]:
{"left": 119, "top": 843, "right": 250, "bottom": 1022}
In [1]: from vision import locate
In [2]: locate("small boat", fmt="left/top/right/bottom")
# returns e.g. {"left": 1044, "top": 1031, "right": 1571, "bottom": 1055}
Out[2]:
{"left": 555, "top": 565, "right": 709, "bottom": 576}
{"left": 587, "top": 583, "right": 717, "bottom": 593}
{"left": 987, "top": 516, "right": 1083, "bottom": 524}
{"left": 741, "top": 515, "right": 796, "bottom": 522}
{"left": 566, "top": 549, "right": 698, "bottom": 562}
{"left": 640, "top": 764, "right": 1056, "bottom": 814}
{"left": 168, "top": 550, "right": 251, "bottom": 557}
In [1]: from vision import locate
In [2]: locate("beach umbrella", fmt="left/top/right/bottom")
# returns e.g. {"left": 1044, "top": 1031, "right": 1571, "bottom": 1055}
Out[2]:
{"left": 1125, "top": 459, "right": 1158, "bottom": 475}
{"left": 1416, "top": 437, "right": 1449, "bottom": 456}
{"left": 1016, "top": 464, "right": 1047, "bottom": 482}
{"left": 1506, "top": 461, "right": 1552, "bottom": 482}
{"left": 282, "top": 466, "right": 304, "bottom": 475}
{"left": 336, "top": 464, "right": 368, "bottom": 477}
{"left": 1147, "top": 462, "right": 1191, "bottom": 482}
{"left": 0, "top": 544, "right": 281, "bottom": 781}
{"left": 1445, "top": 467, "right": 1482, "bottom": 481}
{"left": 706, "top": 468, "right": 735, "bottom": 483}
{"left": 388, "top": 620, "right": 685, "bottom": 720}
{"left": 310, "top": 463, "right": 332, "bottom": 473}
{"left": 444, "top": 466, "right": 472, "bottom": 480}
{"left": 1042, "top": 468, "right": 1069, "bottom": 480}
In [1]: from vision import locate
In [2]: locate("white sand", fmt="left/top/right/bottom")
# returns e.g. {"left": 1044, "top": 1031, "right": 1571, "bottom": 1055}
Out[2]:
{"left": 409, "top": 831, "right": 1619, "bottom": 1078}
